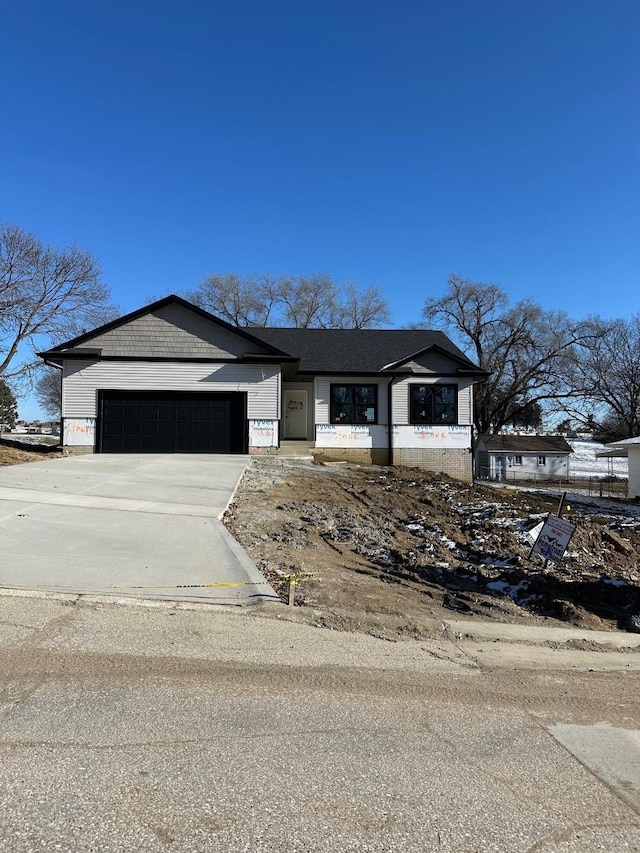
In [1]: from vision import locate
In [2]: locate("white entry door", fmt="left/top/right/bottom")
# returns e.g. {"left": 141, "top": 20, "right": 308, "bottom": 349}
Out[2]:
{"left": 284, "top": 391, "right": 307, "bottom": 439}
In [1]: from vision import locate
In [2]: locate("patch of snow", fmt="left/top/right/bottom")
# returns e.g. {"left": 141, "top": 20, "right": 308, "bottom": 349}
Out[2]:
{"left": 1, "top": 433, "right": 59, "bottom": 445}
{"left": 568, "top": 439, "right": 628, "bottom": 479}
{"left": 519, "top": 594, "right": 543, "bottom": 606}
{"left": 487, "top": 579, "right": 530, "bottom": 599}
{"left": 482, "top": 556, "right": 518, "bottom": 568}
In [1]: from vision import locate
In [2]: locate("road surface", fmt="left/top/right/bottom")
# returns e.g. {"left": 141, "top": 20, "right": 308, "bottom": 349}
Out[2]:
{"left": 0, "top": 592, "right": 639, "bottom": 852}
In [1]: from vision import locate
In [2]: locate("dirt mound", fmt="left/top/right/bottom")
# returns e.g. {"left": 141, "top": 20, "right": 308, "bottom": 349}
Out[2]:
{"left": 0, "top": 444, "right": 62, "bottom": 466}
{"left": 224, "top": 458, "right": 640, "bottom": 638}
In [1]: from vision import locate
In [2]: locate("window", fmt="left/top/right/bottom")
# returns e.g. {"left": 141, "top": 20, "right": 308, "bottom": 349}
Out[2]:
{"left": 537, "top": 455, "right": 546, "bottom": 465}
{"left": 330, "top": 384, "right": 377, "bottom": 424}
{"left": 513, "top": 455, "right": 523, "bottom": 465}
{"left": 409, "top": 384, "right": 457, "bottom": 425}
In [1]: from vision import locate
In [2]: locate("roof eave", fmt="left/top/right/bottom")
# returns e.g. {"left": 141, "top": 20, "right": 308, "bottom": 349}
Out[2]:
{"left": 38, "top": 347, "right": 102, "bottom": 361}
{"left": 38, "top": 353, "right": 297, "bottom": 365}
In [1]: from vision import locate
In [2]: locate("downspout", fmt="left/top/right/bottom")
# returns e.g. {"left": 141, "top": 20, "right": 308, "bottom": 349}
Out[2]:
{"left": 387, "top": 377, "right": 394, "bottom": 466}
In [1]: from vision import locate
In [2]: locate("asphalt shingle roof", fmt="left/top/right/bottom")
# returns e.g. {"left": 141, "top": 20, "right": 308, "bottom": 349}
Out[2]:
{"left": 249, "top": 327, "right": 481, "bottom": 374}
{"left": 37, "top": 295, "right": 485, "bottom": 375}
{"left": 479, "top": 435, "right": 573, "bottom": 454}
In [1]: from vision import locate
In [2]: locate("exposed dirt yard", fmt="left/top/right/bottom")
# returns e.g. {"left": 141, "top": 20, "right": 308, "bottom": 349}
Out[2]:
{"left": 224, "top": 457, "right": 640, "bottom": 639}
{"left": 0, "top": 443, "right": 62, "bottom": 466}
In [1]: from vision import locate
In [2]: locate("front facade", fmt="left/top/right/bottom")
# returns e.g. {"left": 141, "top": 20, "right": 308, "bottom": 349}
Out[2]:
{"left": 39, "top": 296, "right": 488, "bottom": 481}
{"left": 475, "top": 434, "right": 573, "bottom": 481}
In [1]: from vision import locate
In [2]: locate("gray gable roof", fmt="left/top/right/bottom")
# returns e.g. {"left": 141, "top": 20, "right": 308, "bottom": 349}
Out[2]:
{"left": 38, "top": 294, "right": 486, "bottom": 376}
{"left": 479, "top": 435, "right": 573, "bottom": 454}
{"left": 248, "top": 327, "right": 484, "bottom": 375}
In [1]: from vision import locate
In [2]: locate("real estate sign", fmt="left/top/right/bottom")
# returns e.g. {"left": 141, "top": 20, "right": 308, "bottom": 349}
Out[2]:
{"left": 531, "top": 515, "right": 576, "bottom": 563}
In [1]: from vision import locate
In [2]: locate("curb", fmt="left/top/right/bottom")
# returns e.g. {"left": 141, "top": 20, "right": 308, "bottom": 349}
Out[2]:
{"left": 442, "top": 618, "right": 640, "bottom": 648}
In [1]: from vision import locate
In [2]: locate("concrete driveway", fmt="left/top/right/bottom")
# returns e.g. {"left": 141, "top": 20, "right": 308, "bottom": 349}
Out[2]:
{"left": 0, "top": 454, "right": 278, "bottom": 605}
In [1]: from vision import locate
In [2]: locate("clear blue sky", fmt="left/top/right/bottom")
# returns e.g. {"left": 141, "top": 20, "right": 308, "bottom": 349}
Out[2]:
{"left": 1, "top": 1, "right": 638, "bottom": 418}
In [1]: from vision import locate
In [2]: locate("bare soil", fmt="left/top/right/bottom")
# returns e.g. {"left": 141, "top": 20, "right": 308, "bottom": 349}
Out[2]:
{"left": 0, "top": 444, "right": 62, "bottom": 466}
{"left": 224, "top": 457, "right": 640, "bottom": 639}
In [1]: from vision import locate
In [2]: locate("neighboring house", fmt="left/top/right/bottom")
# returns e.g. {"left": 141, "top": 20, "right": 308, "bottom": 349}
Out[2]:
{"left": 597, "top": 437, "right": 640, "bottom": 499}
{"left": 475, "top": 434, "right": 573, "bottom": 481}
{"left": 38, "top": 295, "right": 488, "bottom": 481}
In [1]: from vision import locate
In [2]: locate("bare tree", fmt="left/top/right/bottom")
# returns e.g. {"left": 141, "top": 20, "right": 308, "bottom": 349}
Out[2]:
{"left": 503, "top": 398, "right": 543, "bottom": 431}
{"left": 0, "top": 224, "right": 117, "bottom": 381}
{"left": 335, "top": 283, "right": 391, "bottom": 329}
{"left": 35, "top": 367, "right": 62, "bottom": 418}
{"left": 189, "top": 273, "right": 390, "bottom": 328}
{"left": 567, "top": 315, "right": 640, "bottom": 438}
{"left": 276, "top": 275, "right": 339, "bottom": 328}
{"left": 187, "top": 273, "right": 279, "bottom": 326}
{"left": 423, "top": 274, "right": 602, "bottom": 434}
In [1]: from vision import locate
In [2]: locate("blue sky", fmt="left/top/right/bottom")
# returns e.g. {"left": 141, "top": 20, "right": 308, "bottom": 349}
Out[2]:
{"left": 1, "top": 1, "right": 638, "bottom": 418}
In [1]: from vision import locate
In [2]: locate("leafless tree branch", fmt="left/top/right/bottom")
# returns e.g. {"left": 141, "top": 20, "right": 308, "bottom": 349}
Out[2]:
{"left": 0, "top": 224, "right": 118, "bottom": 381}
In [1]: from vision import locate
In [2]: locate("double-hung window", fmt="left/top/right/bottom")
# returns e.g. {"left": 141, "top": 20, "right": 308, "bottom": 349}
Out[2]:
{"left": 330, "top": 384, "right": 377, "bottom": 424}
{"left": 409, "top": 384, "right": 458, "bottom": 425}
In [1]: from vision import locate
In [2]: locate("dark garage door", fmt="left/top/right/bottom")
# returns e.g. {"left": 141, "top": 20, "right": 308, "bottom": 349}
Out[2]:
{"left": 98, "top": 390, "right": 247, "bottom": 453}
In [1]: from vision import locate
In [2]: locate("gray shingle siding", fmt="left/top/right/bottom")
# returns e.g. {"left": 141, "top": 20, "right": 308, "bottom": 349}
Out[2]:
{"left": 84, "top": 304, "right": 273, "bottom": 359}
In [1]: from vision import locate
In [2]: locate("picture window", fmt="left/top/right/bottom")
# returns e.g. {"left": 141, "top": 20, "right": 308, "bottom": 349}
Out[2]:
{"left": 330, "top": 384, "right": 377, "bottom": 425}
{"left": 409, "top": 384, "right": 458, "bottom": 425}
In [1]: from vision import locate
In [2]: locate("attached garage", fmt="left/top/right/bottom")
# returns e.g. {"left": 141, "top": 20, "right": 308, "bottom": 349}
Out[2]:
{"left": 38, "top": 296, "right": 288, "bottom": 456}
{"left": 98, "top": 390, "right": 247, "bottom": 454}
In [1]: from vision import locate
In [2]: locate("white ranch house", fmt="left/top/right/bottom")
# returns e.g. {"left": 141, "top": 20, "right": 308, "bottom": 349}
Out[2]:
{"left": 475, "top": 434, "right": 573, "bottom": 482}
{"left": 39, "top": 295, "right": 489, "bottom": 482}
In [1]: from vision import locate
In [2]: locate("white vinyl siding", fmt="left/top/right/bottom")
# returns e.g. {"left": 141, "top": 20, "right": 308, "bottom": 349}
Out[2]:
{"left": 629, "top": 447, "right": 640, "bottom": 499}
{"left": 391, "top": 378, "right": 473, "bottom": 425}
{"left": 315, "top": 377, "right": 389, "bottom": 425}
{"left": 484, "top": 452, "right": 570, "bottom": 480}
{"left": 62, "top": 361, "right": 280, "bottom": 419}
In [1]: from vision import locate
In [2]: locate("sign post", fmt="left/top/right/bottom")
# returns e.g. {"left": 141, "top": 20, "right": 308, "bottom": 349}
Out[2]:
{"left": 527, "top": 491, "right": 575, "bottom": 567}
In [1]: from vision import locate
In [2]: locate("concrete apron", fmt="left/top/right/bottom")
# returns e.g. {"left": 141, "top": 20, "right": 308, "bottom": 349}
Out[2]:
{"left": 0, "top": 454, "right": 278, "bottom": 605}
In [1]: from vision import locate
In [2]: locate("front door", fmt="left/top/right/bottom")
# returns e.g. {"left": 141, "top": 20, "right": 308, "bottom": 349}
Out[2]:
{"left": 284, "top": 391, "right": 307, "bottom": 439}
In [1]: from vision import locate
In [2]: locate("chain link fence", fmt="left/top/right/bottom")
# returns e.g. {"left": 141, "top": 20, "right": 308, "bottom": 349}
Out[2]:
{"left": 476, "top": 467, "right": 628, "bottom": 498}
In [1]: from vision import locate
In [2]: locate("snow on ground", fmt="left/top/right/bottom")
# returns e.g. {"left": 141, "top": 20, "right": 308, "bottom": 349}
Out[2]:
{"left": 568, "top": 438, "right": 628, "bottom": 479}
{"left": 0, "top": 433, "right": 59, "bottom": 445}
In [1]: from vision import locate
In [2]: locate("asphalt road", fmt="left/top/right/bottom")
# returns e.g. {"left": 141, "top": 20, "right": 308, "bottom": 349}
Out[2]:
{"left": 1, "top": 592, "right": 639, "bottom": 852}
{"left": 0, "top": 454, "right": 276, "bottom": 604}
